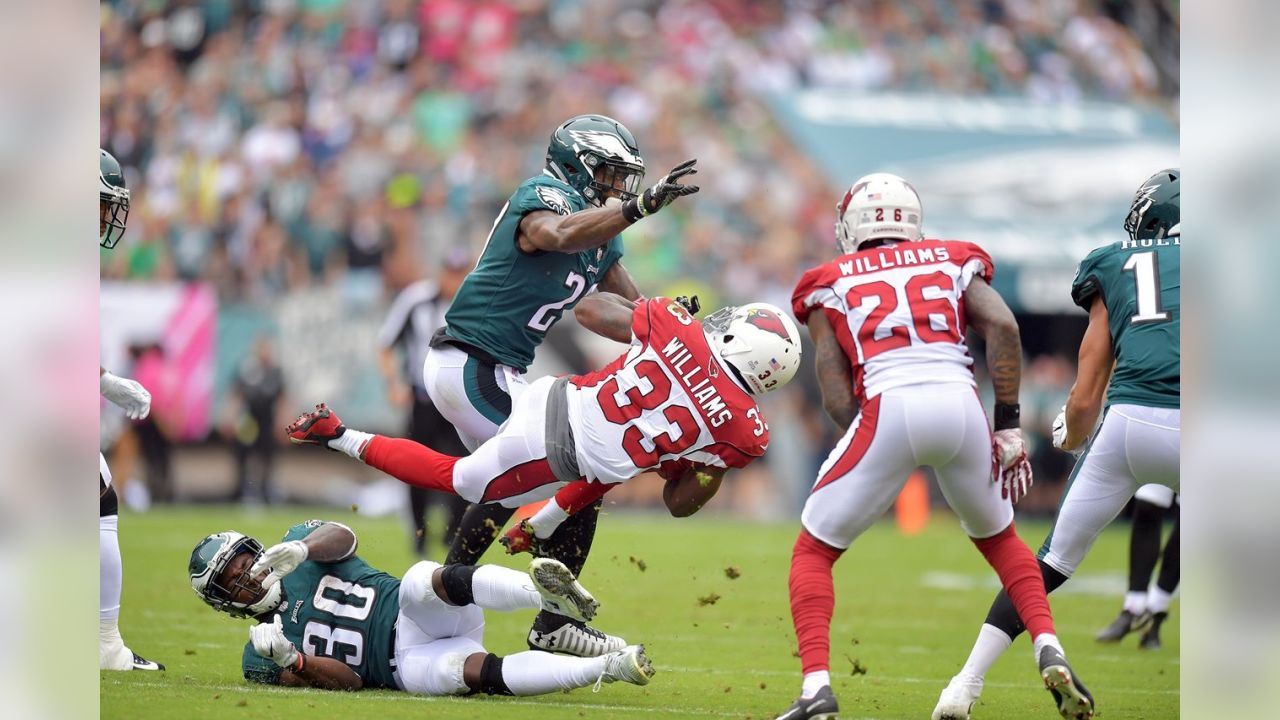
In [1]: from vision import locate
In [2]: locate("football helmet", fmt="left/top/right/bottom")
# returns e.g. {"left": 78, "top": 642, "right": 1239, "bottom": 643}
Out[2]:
{"left": 835, "top": 172, "right": 922, "bottom": 253}
{"left": 545, "top": 114, "right": 645, "bottom": 207}
{"left": 1124, "top": 168, "right": 1179, "bottom": 242}
{"left": 189, "top": 531, "right": 283, "bottom": 618}
{"left": 100, "top": 148, "right": 130, "bottom": 249}
{"left": 703, "top": 302, "right": 802, "bottom": 395}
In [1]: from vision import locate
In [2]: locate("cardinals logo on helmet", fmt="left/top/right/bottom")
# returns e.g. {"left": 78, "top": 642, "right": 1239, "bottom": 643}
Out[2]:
{"left": 745, "top": 308, "right": 793, "bottom": 343}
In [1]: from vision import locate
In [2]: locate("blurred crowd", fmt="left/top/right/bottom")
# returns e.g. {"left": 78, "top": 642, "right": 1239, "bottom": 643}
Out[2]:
{"left": 99, "top": 0, "right": 1174, "bottom": 511}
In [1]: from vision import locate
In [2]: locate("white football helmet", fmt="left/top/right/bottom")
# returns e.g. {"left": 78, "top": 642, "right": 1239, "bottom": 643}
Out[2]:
{"left": 835, "top": 172, "right": 923, "bottom": 253}
{"left": 703, "top": 302, "right": 802, "bottom": 395}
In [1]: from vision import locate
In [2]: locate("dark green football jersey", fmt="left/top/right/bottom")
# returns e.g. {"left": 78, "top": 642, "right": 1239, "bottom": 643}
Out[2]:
{"left": 1071, "top": 236, "right": 1180, "bottom": 408}
{"left": 242, "top": 521, "right": 402, "bottom": 688}
{"left": 443, "top": 174, "right": 624, "bottom": 371}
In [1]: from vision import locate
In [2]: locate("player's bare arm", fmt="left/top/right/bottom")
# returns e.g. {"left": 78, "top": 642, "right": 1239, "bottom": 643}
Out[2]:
{"left": 277, "top": 654, "right": 363, "bottom": 691}
{"left": 301, "top": 522, "right": 358, "bottom": 563}
{"left": 518, "top": 207, "right": 634, "bottom": 254}
{"left": 964, "top": 276, "right": 1022, "bottom": 405}
{"left": 573, "top": 294, "right": 636, "bottom": 344}
{"left": 808, "top": 311, "right": 856, "bottom": 433}
{"left": 1062, "top": 295, "right": 1114, "bottom": 450}
{"left": 597, "top": 261, "right": 643, "bottom": 301}
{"left": 663, "top": 465, "right": 725, "bottom": 517}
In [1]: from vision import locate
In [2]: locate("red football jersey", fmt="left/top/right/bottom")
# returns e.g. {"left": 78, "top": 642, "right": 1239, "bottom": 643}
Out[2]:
{"left": 792, "top": 239, "right": 994, "bottom": 403}
{"left": 566, "top": 298, "right": 769, "bottom": 485}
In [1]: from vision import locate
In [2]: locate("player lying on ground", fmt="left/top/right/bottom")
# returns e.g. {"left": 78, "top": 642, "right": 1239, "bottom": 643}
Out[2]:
{"left": 188, "top": 519, "right": 654, "bottom": 695}
{"left": 774, "top": 173, "right": 1091, "bottom": 720}
{"left": 934, "top": 169, "right": 1180, "bottom": 720}
{"left": 288, "top": 297, "right": 801, "bottom": 545}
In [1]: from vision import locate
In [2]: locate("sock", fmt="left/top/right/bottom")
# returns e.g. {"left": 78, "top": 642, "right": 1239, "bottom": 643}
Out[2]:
{"left": 982, "top": 559, "right": 1070, "bottom": 641}
{"left": 801, "top": 670, "right": 831, "bottom": 698}
{"left": 788, "top": 530, "right": 843, "bottom": 677}
{"left": 527, "top": 498, "right": 570, "bottom": 539}
{"left": 362, "top": 435, "right": 458, "bottom": 494}
{"left": 972, "top": 523, "right": 1055, "bottom": 640}
{"left": 1128, "top": 499, "right": 1164, "bottom": 594}
{"left": 470, "top": 565, "right": 542, "bottom": 612}
{"left": 445, "top": 503, "right": 517, "bottom": 565}
{"left": 958, "top": 623, "right": 1013, "bottom": 682}
{"left": 537, "top": 498, "right": 603, "bottom": 577}
{"left": 1124, "top": 590, "right": 1148, "bottom": 615}
{"left": 100, "top": 515, "right": 123, "bottom": 626}
{"left": 1148, "top": 586, "right": 1173, "bottom": 614}
{"left": 331, "top": 429, "right": 374, "bottom": 458}
{"left": 1156, "top": 515, "right": 1180, "bottom": 594}
{"left": 499, "top": 650, "right": 608, "bottom": 695}
{"left": 1032, "top": 632, "right": 1064, "bottom": 661}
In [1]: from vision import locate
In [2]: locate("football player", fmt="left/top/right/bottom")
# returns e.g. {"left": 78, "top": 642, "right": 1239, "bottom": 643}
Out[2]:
{"left": 99, "top": 148, "right": 163, "bottom": 672}
{"left": 776, "top": 174, "right": 1090, "bottom": 720}
{"left": 189, "top": 520, "right": 654, "bottom": 695}
{"left": 1094, "top": 484, "right": 1179, "bottom": 650}
{"left": 421, "top": 114, "right": 697, "bottom": 655}
{"left": 287, "top": 298, "right": 801, "bottom": 546}
{"left": 934, "top": 169, "right": 1179, "bottom": 719}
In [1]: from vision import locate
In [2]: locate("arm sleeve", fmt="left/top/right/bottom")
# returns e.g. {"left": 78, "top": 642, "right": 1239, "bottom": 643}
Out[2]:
{"left": 631, "top": 298, "right": 659, "bottom": 344}
{"left": 242, "top": 642, "right": 283, "bottom": 685}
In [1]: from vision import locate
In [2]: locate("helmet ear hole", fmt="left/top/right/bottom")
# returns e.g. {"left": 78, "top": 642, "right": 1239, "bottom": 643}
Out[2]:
{"left": 723, "top": 334, "right": 734, "bottom": 343}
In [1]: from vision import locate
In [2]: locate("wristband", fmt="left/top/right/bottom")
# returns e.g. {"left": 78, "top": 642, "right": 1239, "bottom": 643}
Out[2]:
{"left": 621, "top": 198, "right": 645, "bottom": 224}
{"left": 294, "top": 653, "right": 306, "bottom": 673}
{"left": 993, "top": 403, "right": 1021, "bottom": 430}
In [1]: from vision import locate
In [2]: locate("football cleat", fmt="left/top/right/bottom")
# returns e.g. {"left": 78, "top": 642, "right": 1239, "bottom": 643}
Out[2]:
{"left": 774, "top": 685, "right": 839, "bottom": 720}
{"left": 131, "top": 652, "right": 165, "bottom": 671}
{"left": 593, "top": 644, "right": 655, "bottom": 691}
{"left": 529, "top": 557, "right": 600, "bottom": 622}
{"left": 933, "top": 674, "right": 983, "bottom": 719}
{"left": 528, "top": 611, "right": 625, "bottom": 657}
{"left": 286, "top": 403, "right": 346, "bottom": 447}
{"left": 1039, "top": 646, "right": 1095, "bottom": 719}
{"left": 1140, "top": 611, "right": 1169, "bottom": 650}
{"left": 1095, "top": 609, "right": 1152, "bottom": 643}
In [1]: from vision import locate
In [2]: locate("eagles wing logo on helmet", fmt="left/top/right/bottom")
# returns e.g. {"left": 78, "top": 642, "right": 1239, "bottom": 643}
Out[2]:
{"left": 536, "top": 186, "right": 572, "bottom": 216}
{"left": 567, "top": 129, "right": 643, "bottom": 166}
{"left": 745, "top": 308, "right": 794, "bottom": 343}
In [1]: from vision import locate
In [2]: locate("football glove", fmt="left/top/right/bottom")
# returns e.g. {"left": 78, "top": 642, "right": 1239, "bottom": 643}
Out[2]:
{"left": 250, "top": 616, "right": 299, "bottom": 669}
{"left": 250, "top": 540, "right": 309, "bottom": 589}
{"left": 100, "top": 371, "right": 151, "bottom": 420}
{"left": 623, "top": 159, "right": 699, "bottom": 222}
{"left": 499, "top": 520, "right": 543, "bottom": 556}
{"left": 992, "top": 428, "right": 1033, "bottom": 503}
{"left": 1051, "top": 406, "right": 1088, "bottom": 456}
{"left": 675, "top": 295, "right": 701, "bottom": 316}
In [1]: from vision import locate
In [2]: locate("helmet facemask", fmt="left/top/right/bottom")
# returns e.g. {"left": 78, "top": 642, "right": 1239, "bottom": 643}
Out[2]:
{"left": 584, "top": 156, "right": 644, "bottom": 205}
{"left": 100, "top": 193, "right": 129, "bottom": 249}
{"left": 190, "top": 533, "right": 283, "bottom": 619}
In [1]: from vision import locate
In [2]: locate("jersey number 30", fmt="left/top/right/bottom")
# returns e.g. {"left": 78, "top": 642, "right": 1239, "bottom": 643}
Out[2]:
{"left": 300, "top": 576, "right": 376, "bottom": 668}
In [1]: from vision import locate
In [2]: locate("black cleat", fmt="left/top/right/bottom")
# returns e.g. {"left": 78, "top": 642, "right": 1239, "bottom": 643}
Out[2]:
{"left": 1140, "top": 611, "right": 1168, "bottom": 650}
{"left": 1095, "top": 608, "right": 1152, "bottom": 643}
{"left": 775, "top": 685, "right": 839, "bottom": 720}
{"left": 1039, "top": 646, "right": 1094, "bottom": 719}
{"left": 131, "top": 652, "right": 165, "bottom": 671}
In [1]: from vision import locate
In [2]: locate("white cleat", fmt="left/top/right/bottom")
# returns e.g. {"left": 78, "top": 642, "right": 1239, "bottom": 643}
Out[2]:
{"left": 933, "top": 674, "right": 984, "bottom": 720}
{"left": 594, "top": 644, "right": 655, "bottom": 691}
{"left": 529, "top": 557, "right": 600, "bottom": 622}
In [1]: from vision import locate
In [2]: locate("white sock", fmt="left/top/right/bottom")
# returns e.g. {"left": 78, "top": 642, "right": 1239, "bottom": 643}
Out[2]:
{"left": 1032, "top": 632, "right": 1064, "bottom": 661}
{"left": 470, "top": 565, "right": 542, "bottom": 612}
{"left": 527, "top": 499, "right": 569, "bottom": 539}
{"left": 1123, "top": 590, "right": 1148, "bottom": 615}
{"left": 959, "top": 624, "right": 1013, "bottom": 681}
{"left": 500, "top": 650, "right": 608, "bottom": 695}
{"left": 1148, "top": 586, "right": 1172, "bottom": 614}
{"left": 100, "top": 515, "right": 122, "bottom": 624}
{"left": 801, "top": 670, "right": 830, "bottom": 698}
{"left": 332, "top": 429, "right": 374, "bottom": 459}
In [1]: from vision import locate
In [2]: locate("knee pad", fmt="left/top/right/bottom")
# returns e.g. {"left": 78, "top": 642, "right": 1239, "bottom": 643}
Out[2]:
{"left": 401, "top": 561, "right": 446, "bottom": 609}
{"left": 440, "top": 563, "right": 479, "bottom": 606}
{"left": 478, "top": 653, "right": 512, "bottom": 696}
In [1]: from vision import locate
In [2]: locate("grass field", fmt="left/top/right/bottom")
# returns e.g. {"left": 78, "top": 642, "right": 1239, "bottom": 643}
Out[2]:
{"left": 101, "top": 506, "right": 1178, "bottom": 719}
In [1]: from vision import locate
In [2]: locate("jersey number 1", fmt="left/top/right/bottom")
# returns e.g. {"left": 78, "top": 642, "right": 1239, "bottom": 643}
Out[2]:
{"left": 1121, "top": 251, "right": 1170, "bottom": 324}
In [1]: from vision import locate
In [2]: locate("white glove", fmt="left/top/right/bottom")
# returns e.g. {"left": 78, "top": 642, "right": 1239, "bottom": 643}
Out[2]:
{"left": 250, "top": 540, "right": 309, "bottom": 589}
{"left": 992, "top": 428, "right": 1033, "bottom": 504}
{"left": 250, "top": 616, "right": 299, "bottom": 669}
{"left": 1050, "top": 406, "right": 1086, "bottom": 457}
{"left": 100, "top": 371, "right": 151, "bottom": 420}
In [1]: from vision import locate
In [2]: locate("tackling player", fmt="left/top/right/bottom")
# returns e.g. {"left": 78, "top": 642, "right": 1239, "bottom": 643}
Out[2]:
{"left": 934, "top": 169, "right": 1179, "bottom": 719}
{"left": 99, "top": 148, "right": 163, "bottom": 672}
{"left": 423, "top": 114, "right": 698, "bottom": 655}
{"left": 288, "top": 298, "right": 801, "bottom": 542}
{"left": 776, "top": 174, "right": 1091, "bottom": 720}
{"left": 188, "top": 520, "right": 654, "bottom": 695}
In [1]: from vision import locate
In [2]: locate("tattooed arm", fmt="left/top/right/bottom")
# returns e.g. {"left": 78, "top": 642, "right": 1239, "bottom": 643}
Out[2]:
{"left": 964, "top": 276, "right": 1022, "bottom": 406}
{"left": 808, "top": 311, "right": 857, "bottom": 433}
{"left": 573, "top": 293, "right": 636, "bottom": 344}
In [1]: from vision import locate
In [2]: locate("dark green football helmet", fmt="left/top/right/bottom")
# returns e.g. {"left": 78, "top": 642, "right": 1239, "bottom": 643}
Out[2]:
{"left": 100, "top": 148, "right": 130, "bottom": 249}
{"left": 1125, "top": 168, "right": 1179, "bottom": 242}
{"left": 188, "top": 531, "right": 282, "bottom": 618}
{"left": 544, "top": 114, "right": 645, "bottom": 207}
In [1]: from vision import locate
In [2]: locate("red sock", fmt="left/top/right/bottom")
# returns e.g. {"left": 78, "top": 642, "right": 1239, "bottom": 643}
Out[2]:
{"left": 972, "top": 522, "right": 1055, "bottom": 639}
{"left": 789, "top": 530, "right": 843, "bottom": 675}
{"left": 363, "top": 436, "right": 459, "bottom": 494}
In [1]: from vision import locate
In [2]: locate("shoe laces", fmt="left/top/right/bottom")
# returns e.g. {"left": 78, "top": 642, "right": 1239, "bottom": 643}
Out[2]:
{"left": 592, "top": 651, "right": 620, "bottom": 693}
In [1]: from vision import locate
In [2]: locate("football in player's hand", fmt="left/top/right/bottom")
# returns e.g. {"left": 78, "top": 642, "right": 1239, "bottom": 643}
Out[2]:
{"left": 662, "top": 465, "right": 723, "bottom": 518}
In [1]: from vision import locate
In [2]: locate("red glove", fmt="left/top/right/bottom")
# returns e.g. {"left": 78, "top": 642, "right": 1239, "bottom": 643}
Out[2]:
{"left": 499, "top": 520, "right": 539, "bottom": 556}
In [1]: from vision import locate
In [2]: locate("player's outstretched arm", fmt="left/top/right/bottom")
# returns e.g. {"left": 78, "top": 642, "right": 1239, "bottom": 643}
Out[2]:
{"left": 808, "top": 312, "right": 856, "bottom": 432}
{"left": 964, "top": 277, "right": 1022, "bottom": 405}
{"left": 1062, "top": 296, "right": 1114, "bottom": 450}
{"left": 573, "top": 294, "right": 636, "bottom": 344}
{"left": 597, "top": 261, "right": 643, "bottom": 301}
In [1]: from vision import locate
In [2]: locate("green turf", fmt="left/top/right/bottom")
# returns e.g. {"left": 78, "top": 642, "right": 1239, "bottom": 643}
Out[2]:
{"left": 101, "top": 506, "right": 1178, "bottom": 719}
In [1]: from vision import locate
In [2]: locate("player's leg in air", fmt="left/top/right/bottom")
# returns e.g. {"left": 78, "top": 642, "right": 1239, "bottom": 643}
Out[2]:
{"left": 936, "top": 406, "right": 1178, "bottom": 719}
{"left": 393, "top": 558, "right": 653, "bottom": 696}
{"left": 100, "top": 454, "right": 163, "bottom": 672}
{"left": 1095, "top": 484, "right": 1176, "bottom": 644}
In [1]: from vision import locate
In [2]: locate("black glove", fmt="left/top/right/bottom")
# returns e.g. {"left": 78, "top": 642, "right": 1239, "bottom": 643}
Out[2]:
{"left": 622, "top": 159, "right": 699, "bottom": 223}
{"left": 675, "top": 295, "right": 701, "bottom": 316}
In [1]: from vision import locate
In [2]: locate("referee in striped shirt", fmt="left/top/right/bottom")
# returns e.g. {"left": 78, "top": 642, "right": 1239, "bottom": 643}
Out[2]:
{"left": 376, "top": 248, "right": 472, "bottom": 557}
